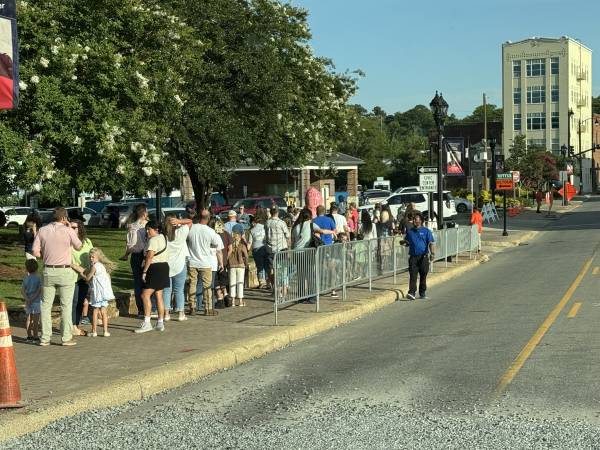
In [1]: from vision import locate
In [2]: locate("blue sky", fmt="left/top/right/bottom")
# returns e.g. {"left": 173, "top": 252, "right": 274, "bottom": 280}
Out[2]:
{"left": 292, "top": 0, "right": 600, "bottom": 118}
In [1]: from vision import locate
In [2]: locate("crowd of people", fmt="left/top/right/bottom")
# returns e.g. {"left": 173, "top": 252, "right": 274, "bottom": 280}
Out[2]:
{"left": 20, "top": 198, "right": 471, "bottom": 345}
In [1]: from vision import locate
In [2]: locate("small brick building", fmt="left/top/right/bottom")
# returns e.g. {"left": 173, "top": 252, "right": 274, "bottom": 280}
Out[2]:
{"left": 181, "top": 152, "right": 364, "bottom": 207}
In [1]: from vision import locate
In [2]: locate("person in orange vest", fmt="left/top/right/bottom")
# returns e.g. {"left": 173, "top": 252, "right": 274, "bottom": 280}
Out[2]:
{"left": 470, "top": 207, "right": 484, "bottom": 251}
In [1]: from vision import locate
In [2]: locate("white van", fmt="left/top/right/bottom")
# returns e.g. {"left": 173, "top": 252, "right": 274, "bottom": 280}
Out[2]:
{"left": 382, "top": 191, "right": 457, "bottom": 221}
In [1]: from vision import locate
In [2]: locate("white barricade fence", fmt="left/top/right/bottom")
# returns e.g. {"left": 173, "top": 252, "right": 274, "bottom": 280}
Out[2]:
{"left": 272, "top": 225, "right": 480, "bottom": 324}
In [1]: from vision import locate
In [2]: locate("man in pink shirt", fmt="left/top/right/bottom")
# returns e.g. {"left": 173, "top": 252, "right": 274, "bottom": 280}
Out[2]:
{"left": 33, "top": 207, "right": 82, "bottom": 346}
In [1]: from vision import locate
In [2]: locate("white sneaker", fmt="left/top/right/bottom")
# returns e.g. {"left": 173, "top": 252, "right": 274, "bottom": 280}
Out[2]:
{"left": 177, "top": 312, "right": 187, "bottom": 321}
{"left": 164, "top": 313, "right": 171, "bottom": 322}
{"left": 89, "top": 332, "right": 98, "bottom": 337}
{"left": 150, "top": 313, "right": 158, "bottom": 319}
{"left": 103, "top": 332, "right": 111, "bottom": 337}
{"left": 154, "top": 322, "right": 165, "bottom": 332}
{"left": 134, "top": 321, "right": 153, "bottom": 334}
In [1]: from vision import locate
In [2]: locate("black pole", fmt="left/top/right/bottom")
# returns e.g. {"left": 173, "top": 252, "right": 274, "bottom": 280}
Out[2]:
{"left": 437, "top": 129, "right": 444, "bottom": 229}
{"left": 156, "top": 178, "right": 162, "bottom": 223}
{"left": 490, "top": 139, "right": 497, "bottom": 204}
{"left": 502, "top": 190, "right": 508, "bottom": 236}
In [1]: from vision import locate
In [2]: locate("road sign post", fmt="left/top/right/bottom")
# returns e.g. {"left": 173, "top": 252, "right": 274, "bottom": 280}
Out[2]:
{"left": 418, "top": 166, "right": 438, "bottom": 224}
{"left": 495, "top": 173, "right": 513, "bottom": 236}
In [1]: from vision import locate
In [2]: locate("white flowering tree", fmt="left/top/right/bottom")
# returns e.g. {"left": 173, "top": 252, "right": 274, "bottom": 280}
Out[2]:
{"left": 164, "top": 0, "right": 359, "bottom": 208}
{"left": 6, "top": 0, "right": 190, "bottom": 201}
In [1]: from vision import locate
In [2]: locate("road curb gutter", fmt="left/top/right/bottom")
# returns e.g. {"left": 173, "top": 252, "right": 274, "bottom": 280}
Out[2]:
{"left": 0, "top": 258, "right": 483, "bottom": 442}
{"left": 482, "top": 230, "right": 539, "bottom": 248}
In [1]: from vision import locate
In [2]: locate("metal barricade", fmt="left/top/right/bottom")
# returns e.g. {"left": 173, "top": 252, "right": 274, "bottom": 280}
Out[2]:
{"left": 273, "top": 247, "right": 317, "bottom": 325}
{"left": 446, "top": 227, "right": 459, "bottom": 262}
{"left": 393, "top": 236, "right": 409, "bottom": 282}
{"left": 375, "top": 236, "right": 396, "bottom": 277}
{"left": 316, "top": 242, "right": 346, "bottom": 300}
{"left": 457, "top": 225, "right": 472, "bottom": 257}
{"left": 344, "top": 239, "right": 371, "bottom": 288}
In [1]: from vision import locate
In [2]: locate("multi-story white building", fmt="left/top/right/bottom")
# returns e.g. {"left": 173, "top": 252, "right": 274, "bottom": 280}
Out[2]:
{"left": 502, "top": 37, "right": 592, "bottom": 161}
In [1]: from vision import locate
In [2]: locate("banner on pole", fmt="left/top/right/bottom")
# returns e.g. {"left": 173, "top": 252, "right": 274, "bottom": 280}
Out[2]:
{"left": 0, "top": 1, "right": 18, "bottom": 110}
{"left": 444, "top": 138, "right": 465, "bottom": 176}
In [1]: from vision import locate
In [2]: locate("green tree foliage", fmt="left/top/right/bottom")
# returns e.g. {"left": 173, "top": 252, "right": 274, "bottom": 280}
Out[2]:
{"left": 459, "top": 104, "right": 503, "bottom": 123}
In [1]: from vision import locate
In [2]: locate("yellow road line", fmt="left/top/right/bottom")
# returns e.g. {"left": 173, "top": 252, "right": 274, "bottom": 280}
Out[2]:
{"left": 567, "top": 302, "right": 582, "bottom": 318}
{"left": 494, "top": 257, "right": 593, "bottom": 396}
{"left": 593, "top": 267, "right": 599, "bottom": 275}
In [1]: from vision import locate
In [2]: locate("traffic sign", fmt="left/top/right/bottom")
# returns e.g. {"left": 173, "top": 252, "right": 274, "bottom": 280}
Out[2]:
{"left": 418, "top": 166, "right": 438, "bottom": 174}
{"left": 511, "top": 171, "right": 520, "bottom": 183}
{"left": 558, "top": 182, "right": 577, "bottom": 201}
{"left": 419, "top": 173, "right": 438, "bottom": 192}
{"left": 496, "top": 173, "right": 514, "bottom": 191}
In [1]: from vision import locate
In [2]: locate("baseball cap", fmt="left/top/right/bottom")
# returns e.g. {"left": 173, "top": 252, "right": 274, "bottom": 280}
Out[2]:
{"left": 228, "top": 210, "right": 237, "bottom": 217}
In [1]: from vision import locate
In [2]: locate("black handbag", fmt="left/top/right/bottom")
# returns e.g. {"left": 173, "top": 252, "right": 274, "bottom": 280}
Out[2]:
{"left": 309, "top": 222, "right": 323, "bottom": 248}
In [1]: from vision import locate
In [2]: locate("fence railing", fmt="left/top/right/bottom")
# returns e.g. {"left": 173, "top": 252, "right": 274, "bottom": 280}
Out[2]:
{"left": 272, "top": 225, "right": 480, "bottom": 324}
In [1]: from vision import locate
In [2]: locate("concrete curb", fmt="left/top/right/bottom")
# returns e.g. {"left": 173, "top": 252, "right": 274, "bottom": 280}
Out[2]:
{"left": 0, "top": 258, "right": 483, "bottom": 442}
{"left": 482, "top": 230, "right": 540, "bottom": 248}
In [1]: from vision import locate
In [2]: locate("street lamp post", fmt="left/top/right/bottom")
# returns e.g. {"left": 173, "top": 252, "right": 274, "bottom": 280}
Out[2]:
{"left": 490, "top": 138, "right": 497, "bottom": 204}
{"left": 430, "top": 91, "right": 449, "bottom": 230}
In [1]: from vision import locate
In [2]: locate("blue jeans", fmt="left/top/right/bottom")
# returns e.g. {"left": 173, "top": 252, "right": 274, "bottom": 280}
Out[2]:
{"left": 196, "top": 271, "right": 217, "bottom": 310}
{"left": 130, "top": 252, "right": 145, "bottom": 314}
{"left": 252, "top": 246, "right": 268, "bottom": 282}
{"left": 163, "top": 266, "right": 187, "bottom": 312}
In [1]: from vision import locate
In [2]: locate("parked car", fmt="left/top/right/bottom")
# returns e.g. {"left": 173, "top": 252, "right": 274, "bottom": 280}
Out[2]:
{"left": 360, "top": 189, "right": 391, "bottom": 206}
{"left": 65, "top": 207, "right": 102, "bottom": 226}
{"left": 38, "top": 209, "right": 55, "bottom": 226}
{"left": 382, "top": 191, "right": 457, "bottom": 221}
{"left": 148, "top": 207, "right": 189, "bottom": 223}
{"left": 230, "top": 196, "right": 287, "bottom": 216}
{"left": 100, "top": 203, "right": 137, "bottom": 228}
{"left": 185, "top": 193, "right": 232, "bottom": 216}
{"left": 393, "top": 186, "right": 419, "bottom": 194}
{"left": 3, "top": 207, "right": 34, "bottom": 227}
{"left": 453, "top": 197, "right": 473, "bottom": 213}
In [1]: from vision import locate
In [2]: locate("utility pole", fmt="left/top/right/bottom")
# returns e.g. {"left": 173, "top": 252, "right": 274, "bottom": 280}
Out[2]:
{"left": 578, "top": 118, "right": 583, "bottom": 194}
{"left": 483, "top": 93, "right": 488, "bottom": 192}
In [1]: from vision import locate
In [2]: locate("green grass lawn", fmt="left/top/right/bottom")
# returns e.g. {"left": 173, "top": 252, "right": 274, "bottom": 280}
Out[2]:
{"left": 0, "top": 227, "right": 133, "bottom": 310}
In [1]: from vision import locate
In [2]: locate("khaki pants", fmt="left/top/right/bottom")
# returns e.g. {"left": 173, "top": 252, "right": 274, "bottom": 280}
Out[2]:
{"left": 41, "top": 267, "right": 76, "bottom": 344}
{"left": 188, "top": 267, "right": 213, "bottom": 311}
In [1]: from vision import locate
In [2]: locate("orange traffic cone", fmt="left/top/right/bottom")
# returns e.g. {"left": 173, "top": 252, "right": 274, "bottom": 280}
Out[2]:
{"left": 0, "top": 302, "right": 24, "bottom": 408}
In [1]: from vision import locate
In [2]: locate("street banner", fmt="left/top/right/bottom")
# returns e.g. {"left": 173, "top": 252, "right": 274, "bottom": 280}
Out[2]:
{"left": 495, "top": 155, "right": 504, "bottom": 173}
{"left": 444, "top": 138, "right": 465, "bottom": 176}
{"left": 0, "top": 1, "right": 18, "bottom": 110}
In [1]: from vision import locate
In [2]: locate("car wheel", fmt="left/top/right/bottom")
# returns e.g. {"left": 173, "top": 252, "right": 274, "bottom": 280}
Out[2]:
{"left": 7, "top": 222, "right": 18, "bottom": 227}
{"left": 456, "top": 204, "right": 467, "bottom": 213}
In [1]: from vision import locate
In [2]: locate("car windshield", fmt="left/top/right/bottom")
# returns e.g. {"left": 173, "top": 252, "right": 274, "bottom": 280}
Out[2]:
{"left": 233, "top": 199, "right": 257, "bottom": 209}
{"left": 366, "top": 191, "right": 390, "bottom": 198}
{"left": 274, "top": 198, "right": 287, "bottom": 207}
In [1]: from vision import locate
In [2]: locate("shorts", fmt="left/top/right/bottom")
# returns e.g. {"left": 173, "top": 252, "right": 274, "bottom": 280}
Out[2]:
{"left": 89, "top": 300, "right": 109, "bottom": 308}
{"left": 144, "top": 262, "right": 170, "bottom": 290}
{"left": 25, "top": 301, "right": 41, "bottom": 315}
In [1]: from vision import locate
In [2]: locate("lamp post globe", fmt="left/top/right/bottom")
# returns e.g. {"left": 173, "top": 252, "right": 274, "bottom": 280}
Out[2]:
{"left": 430, "top": 91, "right": 448, "bottom": 229}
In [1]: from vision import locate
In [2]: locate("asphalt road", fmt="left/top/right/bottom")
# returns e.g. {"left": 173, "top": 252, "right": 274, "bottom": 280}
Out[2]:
{"left": 8, "top": 199, "right": 600, "bottom": 449}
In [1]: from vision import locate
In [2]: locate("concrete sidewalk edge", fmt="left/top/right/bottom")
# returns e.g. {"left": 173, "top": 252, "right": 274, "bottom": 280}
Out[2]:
{"left": 0, "top": 257, "right": 483, "bottom": 442}
{"left": 482, "top": 230, "right": 540, "bottom": 248}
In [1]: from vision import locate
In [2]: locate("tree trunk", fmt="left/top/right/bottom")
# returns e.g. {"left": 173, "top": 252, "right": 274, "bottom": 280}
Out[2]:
{"left": 187, "top": 164, "right": 212, "bottom": 212}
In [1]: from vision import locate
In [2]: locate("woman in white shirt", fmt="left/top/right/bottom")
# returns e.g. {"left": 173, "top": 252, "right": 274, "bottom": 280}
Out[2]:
{"left": 135, "top": 221, "right": 170, "bottom": 334}
{"left": 359, "top": 209, "right": 378, "bottom": 240}
{"left": 162, "top": 214, "right": 191, "bottom": 322}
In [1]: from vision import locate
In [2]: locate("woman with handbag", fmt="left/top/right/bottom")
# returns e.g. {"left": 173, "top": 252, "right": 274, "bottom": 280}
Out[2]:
{"left": 135, "top": 221, "right": 169, "bottom": 334}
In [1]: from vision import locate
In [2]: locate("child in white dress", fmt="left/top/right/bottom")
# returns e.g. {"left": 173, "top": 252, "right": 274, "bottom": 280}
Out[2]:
{"left": 73, "top": 247, "right": 116, "bottom": 337}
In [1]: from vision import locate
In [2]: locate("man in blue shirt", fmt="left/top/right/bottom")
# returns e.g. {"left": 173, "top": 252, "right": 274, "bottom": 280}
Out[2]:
{"left": 402, "top": 213, "right": 435, "bottom": 300}
{"left": 312, "top": 205, "right": 336, "bottom": 245}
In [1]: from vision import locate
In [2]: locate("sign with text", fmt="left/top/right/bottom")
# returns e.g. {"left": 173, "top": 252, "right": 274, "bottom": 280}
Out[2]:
{"left": 444, "top": 138, "right": 465, "bottom": 176}
{"left": 418, "top": 166, "right": 438, "bottom": 192}
{"left": 496, "top": 173, "right": 514, "bottom": 191}
{"left": 511, "top": 171, "right": 520, "bottom": 183}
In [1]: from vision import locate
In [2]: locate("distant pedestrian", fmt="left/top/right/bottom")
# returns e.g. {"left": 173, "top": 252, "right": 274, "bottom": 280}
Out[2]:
{"left": 70, "top": 219, "right": 94, "bottom": 337}
{"left": 248, "top": 216, "right": 268, "bottom": 289}
{"left": 328, "top": 204, "right": 348, "bottom": 242}
{"left": 535, "top": 189, "right": 543, "bottom": 213}
{"left": 358, "top": 209, "right": 377, "bottom": 240}
{"left": 470, "top": 207, "right": 483, "bottom": 252}
{"left": 22, "top": 259, "right": 42, "bottom": 343}
{"left": 264, "top": 207, "right": 290, "bottom": 289}
{"left": 23, "top": 218, "right": 37, "bottom": 260}
{"left": 32, "top": 207, "right": 83, "bottom": 346}
{"left": 401, "top": 213, "right": 435, "bottom": 301}
{"left": 135, "top": 220, "right": 170, "bottom": 333}
{"left": 163, "top": 214, "right": 192, "bottom": 322}
{"left": 224, "top": 210, "right": 238, "bottom": 235}
{"left": 187, "top": 210, "right": 224, "bottom": 316}
{"left": 227, "top": 230, "right": 249, "bottom": 307}
{"left": 120, "top": 204, "right": 148, "bottom": 316}
{"left": 313, "top": 205, "right": 336, "bottom": 245}
{"left": 72, "top": 248, "right": 116, "bottom": 337}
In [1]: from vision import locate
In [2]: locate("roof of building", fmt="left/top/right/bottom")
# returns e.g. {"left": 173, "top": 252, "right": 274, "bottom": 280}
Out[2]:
{"left": 502, "top": 36, "right": 592, "bottom": 52}
{"left": 236, "top": 152, "right": 364, "bottom": 171}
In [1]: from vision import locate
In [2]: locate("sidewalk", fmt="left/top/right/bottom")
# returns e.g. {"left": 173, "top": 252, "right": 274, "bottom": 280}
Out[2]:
{"left": 0, "top": 247, "right": 513, "bottom": 441}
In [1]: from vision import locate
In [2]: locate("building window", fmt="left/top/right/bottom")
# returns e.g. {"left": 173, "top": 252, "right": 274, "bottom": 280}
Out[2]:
{"left": 526, "top": 58, "right": 545, "bottom": 77}
{"left": 513, "top": 87, "right": 521, "bottom": 104}
{"left": 551, "top": 138, "right": 560, "bottom": 152}
{"left": 551, "top": 57, "right": 559, "bottom": 75}
{"left": 527, "top": 86, "right": 545, "bottom": 104}
{"left": 513, "top": 60, "right": 521, "bottom": 78}
{"left": 551, "top": 85, "right": 559, "bottom": 102}
{"left": 551, "top": 112, "right": 559, "bottom": 129}
{"left": 527, "top": 138, "right": 546, "bottom": 148}
{"left": 514, "top": 113, "right": 521, "bottom": 131}
{"left": 527, "top": 112, "right": 546, "bottom": 130}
